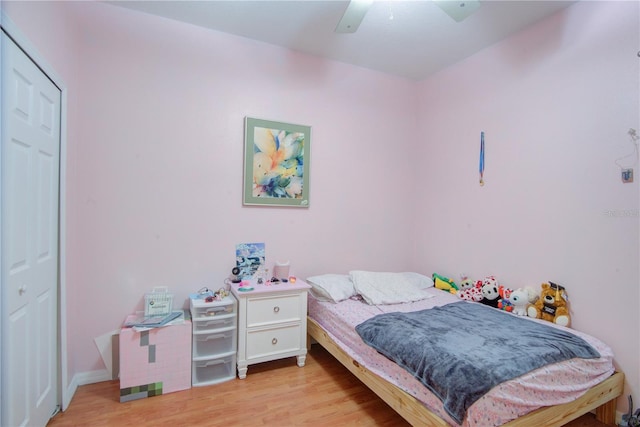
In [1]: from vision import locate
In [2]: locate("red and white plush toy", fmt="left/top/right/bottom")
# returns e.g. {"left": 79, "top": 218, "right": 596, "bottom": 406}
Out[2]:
{"left": 457, "top": 276, "right": 483, "bottom": 302}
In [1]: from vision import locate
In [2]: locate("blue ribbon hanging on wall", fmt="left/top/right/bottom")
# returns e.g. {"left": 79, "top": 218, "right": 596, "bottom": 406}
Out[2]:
{"left": 479, "top": 131, "right": 485, "bottom": 186}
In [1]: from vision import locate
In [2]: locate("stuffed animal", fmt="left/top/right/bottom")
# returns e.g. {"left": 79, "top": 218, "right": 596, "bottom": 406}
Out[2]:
{"left": 527, "top": 282, "right": 570, "bottom": 327}
{"left": 457, "top": 278, "right": 483, "bottom": 302}
{"left": 433, "top": 273, "right": 458, "bottom": 294}
{"left": 458, "top": 276, "right": 475, "bottom": 291}
{"left": 480, "top": 275, "right": 501, "bottom": 308}
{"left": 523, "top": 286, "right": 539, "bottom": 305}
{"left": 497, "top": 285, "right": 514, "bottom": 312}
{"left": 509, "top": 288, "right": 531, "bottom": 316}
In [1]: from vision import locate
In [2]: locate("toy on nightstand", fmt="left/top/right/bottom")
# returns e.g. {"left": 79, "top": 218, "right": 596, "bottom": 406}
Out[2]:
{"left": 526, "top": 282, "right": 571, "bottom": 327}
{"left": 229, "top": 267, "right": 241, "bottom": 283}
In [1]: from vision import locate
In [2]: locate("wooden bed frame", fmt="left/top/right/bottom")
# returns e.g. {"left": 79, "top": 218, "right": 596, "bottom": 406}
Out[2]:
{"left": 308, "top": 317, "right": 624, "bottom": 427}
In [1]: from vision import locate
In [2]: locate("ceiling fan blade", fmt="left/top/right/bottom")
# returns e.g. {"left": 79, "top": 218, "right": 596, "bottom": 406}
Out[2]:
{"left": 433, "top": 0, "right": 481, "bottom": 22}
{"left": 335, "top": 0, "right": 373, "bottom": 33}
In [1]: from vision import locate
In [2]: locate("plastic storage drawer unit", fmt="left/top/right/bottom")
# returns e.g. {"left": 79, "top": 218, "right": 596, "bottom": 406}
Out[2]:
{"left": 190, "top": 294, "right": 238, "bottom": 387}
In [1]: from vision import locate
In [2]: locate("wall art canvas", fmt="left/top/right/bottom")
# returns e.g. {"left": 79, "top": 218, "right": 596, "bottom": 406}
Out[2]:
{"left": 243, "top": 117, "right": 311, "bottom": 207}
{"left": 235, "top": 242, "right": 265, "bottom": 279}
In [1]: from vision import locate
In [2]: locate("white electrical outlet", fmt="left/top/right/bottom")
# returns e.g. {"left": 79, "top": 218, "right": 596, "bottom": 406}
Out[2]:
{"left": 622, "top": 169, "right": 634, "bottom": 183}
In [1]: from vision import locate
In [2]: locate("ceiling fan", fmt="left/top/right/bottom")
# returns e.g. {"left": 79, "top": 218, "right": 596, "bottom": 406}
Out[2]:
{"left": 335, "top": 0, "right": 481, "bottom": 33}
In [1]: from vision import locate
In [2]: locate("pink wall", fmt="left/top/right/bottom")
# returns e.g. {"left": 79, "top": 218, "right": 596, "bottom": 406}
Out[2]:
{"left": 414, "top": 0, "right": 639, "bottom": 409}
{"left": 1, "top": 0, "right": 85, "bottom": 390}
{"left": 3, "top": 0, "right": 417, "bottom": 379}
{"left": 3, "top": 0, "right": 638, "bottom": 413}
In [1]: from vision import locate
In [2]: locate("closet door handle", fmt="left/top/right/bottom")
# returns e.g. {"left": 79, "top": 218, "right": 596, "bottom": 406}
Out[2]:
{"left": 272, "top": 338, "right": 278, "bottom": 345}
{"left": 273, "top": 306, "right": 280, "bottom": 313}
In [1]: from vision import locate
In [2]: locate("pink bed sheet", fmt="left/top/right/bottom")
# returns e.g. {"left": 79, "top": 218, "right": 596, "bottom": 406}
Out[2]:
{"left": 308, "top": 288, "right": 615, "bottom": 427}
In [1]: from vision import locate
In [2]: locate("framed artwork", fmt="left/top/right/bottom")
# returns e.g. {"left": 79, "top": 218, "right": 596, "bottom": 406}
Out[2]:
{"left": 243, "top": 117, "right": 311, "bottom": 207}
{"left": 235, "top": 242, "right": 265, "bottom": 280}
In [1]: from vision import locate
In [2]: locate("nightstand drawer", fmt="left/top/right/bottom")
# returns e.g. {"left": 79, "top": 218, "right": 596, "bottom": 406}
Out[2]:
{"left": 246, "top": 324, "right": 301, "bottom": 360}
{"left": 246, "top": 294, "right": 300, "bottom": 327}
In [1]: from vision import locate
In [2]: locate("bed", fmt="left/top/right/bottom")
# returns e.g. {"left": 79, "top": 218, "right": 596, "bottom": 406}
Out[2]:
{"left": 305, "top": 272, "right": 624, "bottom": 427}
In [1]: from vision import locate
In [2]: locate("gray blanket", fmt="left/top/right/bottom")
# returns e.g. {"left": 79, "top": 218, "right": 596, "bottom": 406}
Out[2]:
{"left": 355, "top": 301, "right": 600, "bottom": 424}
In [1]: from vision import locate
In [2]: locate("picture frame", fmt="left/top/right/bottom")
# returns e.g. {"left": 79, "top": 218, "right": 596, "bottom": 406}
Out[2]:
{"left": 235, "top": 242, "right": 265, "bottom": 279}
{"left": 243, "top": 117, "right": 311, "bottom": 207}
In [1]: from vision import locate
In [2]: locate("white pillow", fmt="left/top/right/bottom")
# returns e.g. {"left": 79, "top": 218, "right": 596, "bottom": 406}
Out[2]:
{"left": 349, "top": 271, "right": 433, "bottom": 305}
{"left": 306, "top": 274, "right": 356, "bottom": 303}
{"left": 401, "top": 272, "right": 434, "bottom": 289}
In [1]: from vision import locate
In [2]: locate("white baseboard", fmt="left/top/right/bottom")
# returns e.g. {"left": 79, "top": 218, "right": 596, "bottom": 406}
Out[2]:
{"left": 62, "top": 369, "right": 112, "bottom": 411}
{"left": 75, "top": 369, "right": 112, "bottom": 386}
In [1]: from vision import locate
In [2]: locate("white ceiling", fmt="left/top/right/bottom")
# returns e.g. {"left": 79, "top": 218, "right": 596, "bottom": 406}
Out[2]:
{"left": 108, "top": 0, "right": 576, "bottom": 80}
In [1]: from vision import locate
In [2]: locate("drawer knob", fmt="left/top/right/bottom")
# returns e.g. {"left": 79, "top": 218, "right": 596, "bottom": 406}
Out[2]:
{"left": 272, "top": 338, "right": 278, "bottom": 345}
{"left": 273, "top": 306, "right": 280, "bottom": 313}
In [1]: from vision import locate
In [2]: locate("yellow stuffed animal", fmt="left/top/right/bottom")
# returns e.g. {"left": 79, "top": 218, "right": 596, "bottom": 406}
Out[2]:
{"left": 526, "top": 282, "right": 570, "bottom": 327}
{"left": 432, "top": 273, "right": 458, "bottom": 294}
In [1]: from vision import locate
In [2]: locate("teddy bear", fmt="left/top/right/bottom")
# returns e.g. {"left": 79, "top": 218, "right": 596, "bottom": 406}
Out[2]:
{"left": 457, "top": 277, "right": 483, "bottom": 302}
{"left": 479, "top": 275, "right": 501, "bottom": 308}
{"left": 526, "top": 282, "right": 570, "bottom": 327}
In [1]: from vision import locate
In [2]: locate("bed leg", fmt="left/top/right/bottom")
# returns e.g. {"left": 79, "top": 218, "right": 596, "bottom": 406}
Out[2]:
{"left": 595, "top": 399, "right": 616, "bottom": 425}
{"left": 307, "top": 334, "right": 317, "bottom": 350}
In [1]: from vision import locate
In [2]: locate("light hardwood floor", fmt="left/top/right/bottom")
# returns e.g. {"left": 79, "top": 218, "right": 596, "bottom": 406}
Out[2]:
{"left": 48, "top": 345, "right": 610, "bottom": 426}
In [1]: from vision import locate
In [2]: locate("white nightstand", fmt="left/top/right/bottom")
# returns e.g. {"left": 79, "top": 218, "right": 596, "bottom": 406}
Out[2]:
{"left": 230, "top": 278, "right": 311, "bottom": 379}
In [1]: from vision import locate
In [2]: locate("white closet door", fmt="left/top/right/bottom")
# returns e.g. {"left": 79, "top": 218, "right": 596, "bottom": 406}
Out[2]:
{"left": 1, "top": 30, "right": 61, "bottom": 427}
